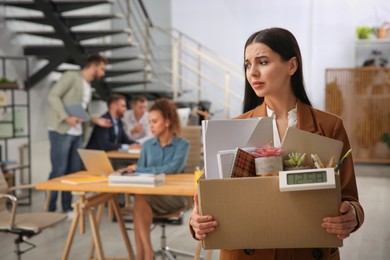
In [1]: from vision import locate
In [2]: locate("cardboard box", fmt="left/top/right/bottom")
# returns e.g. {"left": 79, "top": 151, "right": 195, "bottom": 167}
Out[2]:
{"left": 199, "top": 119, "right": 345, "bottom": 249}
{"left": 198, "top": 174, "right": 342, "bottom": 249}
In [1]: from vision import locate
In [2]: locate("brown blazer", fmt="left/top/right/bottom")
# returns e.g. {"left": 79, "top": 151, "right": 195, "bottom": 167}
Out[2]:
{"left": 217, "top": 100, "right": 364, "bottom": 260}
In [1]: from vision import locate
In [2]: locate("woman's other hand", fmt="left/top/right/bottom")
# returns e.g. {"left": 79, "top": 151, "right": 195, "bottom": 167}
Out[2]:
{"left": 322, "top": 201, "right": 358, "bottom": 239}
{"left": 189, "top": 194, "right": 218, "bottom": 239}
{"left": 116, "top": 164, "right": 137, "bottom": 174}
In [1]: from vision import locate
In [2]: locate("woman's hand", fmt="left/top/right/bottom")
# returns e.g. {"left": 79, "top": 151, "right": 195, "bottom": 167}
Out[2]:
{"left": 116, "top": 164, "right": 137, "bottom": 174}
{"left": 124, "top": 164, "right": 137, "bottom": 173}
{"left": 322, "top": 201, "right": 358, "bottom": 239}
{"left": 129, "top": 143, "right": 142, "bottom": 149}
{"left": 189, "top": 194, "right": 218, "bottom": 240}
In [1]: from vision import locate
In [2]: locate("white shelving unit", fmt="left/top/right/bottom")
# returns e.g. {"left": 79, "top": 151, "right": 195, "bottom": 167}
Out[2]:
{"left": 355, "top": 39, "right": 390, "bottom": 67}
{"left": 0, "top": 56, "right": 31, "bottom": 205}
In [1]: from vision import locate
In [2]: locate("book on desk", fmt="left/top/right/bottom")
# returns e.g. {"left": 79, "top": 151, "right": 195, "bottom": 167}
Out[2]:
{"left": 108, "top": 173, "right": 165, "bottom": 187}
{"left": 60, "top": 175, "right": 108, "bottom": 185}
{"left": 118, "top": 148, "right": 141, "bottom": 154}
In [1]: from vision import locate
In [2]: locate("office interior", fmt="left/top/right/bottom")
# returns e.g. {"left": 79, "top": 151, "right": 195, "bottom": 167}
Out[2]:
{"left": 0, "top": 0, "right": 389, "bottom": 259}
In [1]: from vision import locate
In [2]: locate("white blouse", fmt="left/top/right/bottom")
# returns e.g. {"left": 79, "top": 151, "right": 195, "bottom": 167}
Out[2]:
{"left": 266, "top": 105, "right": 297, "bottom": 147}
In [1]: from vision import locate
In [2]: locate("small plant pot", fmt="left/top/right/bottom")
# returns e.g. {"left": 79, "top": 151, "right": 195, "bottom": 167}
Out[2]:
{"left": 284, "top": 166, "right": 311, "bottom": 171}
{"left": 376, "top": 28, "right": 388, "bottom": 39}
{"left": 255, "top": 156, "right": 283, "bottom": 176}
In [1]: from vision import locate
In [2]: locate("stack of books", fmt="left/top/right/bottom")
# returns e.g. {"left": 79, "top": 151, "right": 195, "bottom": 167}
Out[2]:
{"left": 108, "top": 173, "right": 165, "bottom": 187}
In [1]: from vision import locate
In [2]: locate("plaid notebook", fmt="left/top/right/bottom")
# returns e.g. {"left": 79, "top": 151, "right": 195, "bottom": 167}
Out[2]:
{"left": 229, "top": 148, "right": 256, "bottom": 178}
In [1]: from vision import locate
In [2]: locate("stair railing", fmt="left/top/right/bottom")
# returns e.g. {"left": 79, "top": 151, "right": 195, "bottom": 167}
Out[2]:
{"left": 117, "top": 0, "right": 244, "bottom": 119}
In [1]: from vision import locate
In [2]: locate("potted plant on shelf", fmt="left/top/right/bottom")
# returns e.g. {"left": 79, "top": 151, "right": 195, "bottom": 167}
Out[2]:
{"left": 375, "top": 22, "right": 390, "bottom": 39}
{"left": 356, "top": 26, "right": 373, "bottom": 40}
{"left": 0, "top": 77, "right": 17, "bottom": 89}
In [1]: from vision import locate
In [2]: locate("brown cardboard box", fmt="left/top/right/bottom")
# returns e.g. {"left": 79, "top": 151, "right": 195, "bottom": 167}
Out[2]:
{"left": 200, "top": 120, "right": 345, "bottom": 249}
{"left": 198, "top": 174, "right": 342, "bottom": 249}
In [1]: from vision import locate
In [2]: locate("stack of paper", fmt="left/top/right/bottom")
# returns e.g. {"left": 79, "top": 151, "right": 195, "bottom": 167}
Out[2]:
{"left": 108, "top": 173, "right": 165, "bottom": 187}
{"left": 202, "top": 118, "right": 273, "bottom": 179}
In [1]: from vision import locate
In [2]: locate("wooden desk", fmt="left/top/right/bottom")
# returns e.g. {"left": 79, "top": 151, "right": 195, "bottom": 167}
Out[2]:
{"left": 36, "top": 172, "right": 196, "bottom": 196}
{"left": 106, "top": 150, "right": 140, "bottom": 160}
{"left": 35, "top": 172, "right": 196, "bottom": 260}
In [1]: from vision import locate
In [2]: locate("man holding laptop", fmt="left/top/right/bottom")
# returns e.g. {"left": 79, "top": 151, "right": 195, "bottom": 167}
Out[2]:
{"left": 47, "top": 54, "right": 110, "bottom": 213}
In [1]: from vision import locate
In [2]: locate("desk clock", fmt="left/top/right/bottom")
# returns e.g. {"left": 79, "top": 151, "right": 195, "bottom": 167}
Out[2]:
{"left": 279, "top": 168, "right": 336, "bottom": 192}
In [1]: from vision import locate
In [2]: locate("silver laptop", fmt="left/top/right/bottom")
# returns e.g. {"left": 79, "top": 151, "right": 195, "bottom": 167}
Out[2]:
{"left": 78, "top": 149, "right": 116, "bottom": 176}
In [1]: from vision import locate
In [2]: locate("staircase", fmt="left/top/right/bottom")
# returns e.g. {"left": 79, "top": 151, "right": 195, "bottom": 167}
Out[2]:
{"left": 0, "top": 0, "right": 244, "bottom": 119}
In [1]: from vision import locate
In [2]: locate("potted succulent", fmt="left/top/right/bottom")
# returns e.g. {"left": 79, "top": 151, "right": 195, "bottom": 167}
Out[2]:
{"left": 283, "top": 152, "right": 308, "bottom": 170}
{"left": 252, "top": 144, "right": 284, "bottom": 176}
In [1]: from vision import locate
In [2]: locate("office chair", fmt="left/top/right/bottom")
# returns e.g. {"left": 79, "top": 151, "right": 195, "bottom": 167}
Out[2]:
{"left": 181, "top": 126, "right": 202, "bottom": 173}
{"left": 0, "top": 169, "right": 67, "bottom": 260}
{"left": 153, "top": 196, "right": 197, "bottom": 259}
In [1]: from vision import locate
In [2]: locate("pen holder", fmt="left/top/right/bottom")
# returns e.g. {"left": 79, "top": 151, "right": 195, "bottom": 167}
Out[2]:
{"left": 194, "top": 169, "right": 203, "bottom": 187}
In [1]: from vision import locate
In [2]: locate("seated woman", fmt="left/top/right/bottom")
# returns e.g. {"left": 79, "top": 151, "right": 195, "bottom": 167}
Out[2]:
{"left": 122, "top": 98, "right": 189, "bottom": 260}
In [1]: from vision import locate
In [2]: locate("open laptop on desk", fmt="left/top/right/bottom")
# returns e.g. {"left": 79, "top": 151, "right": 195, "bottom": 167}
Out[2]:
{"left": 78, "top": 149, "right": 118, "bottom": 176}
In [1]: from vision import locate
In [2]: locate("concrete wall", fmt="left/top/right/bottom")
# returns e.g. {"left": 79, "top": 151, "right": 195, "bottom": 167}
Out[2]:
{"left": 171, "top": 0, "right": 390, "bottom": 109}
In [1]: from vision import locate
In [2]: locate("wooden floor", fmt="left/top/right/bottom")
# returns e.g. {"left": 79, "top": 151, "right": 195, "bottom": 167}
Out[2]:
{"left": 0, "top": 164, "right": 389, "bottom": 260}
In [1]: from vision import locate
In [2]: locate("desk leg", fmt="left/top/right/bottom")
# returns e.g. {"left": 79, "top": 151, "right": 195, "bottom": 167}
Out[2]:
{"left": 110, "top": 196, "right": 135, "bottom": 260}
{"left": 88, "top": 206, "right": 105, "bottom": 260}
{"left": 79, "top": 194, "right": 86, "bottom": 234}
{"left": 206, "top": 250, "right": 213, "bottom": 260}
{"left": 62, "top": 202, "right": 80, "bottom": 260}
{"left": 107, "top": 200, "right": 113, "bottom": 221}
{"left": 194, "top": 241, "right": 202, "bottom": 260}
{"left": 88, "top": 203, "right": 104, "bottom": 259}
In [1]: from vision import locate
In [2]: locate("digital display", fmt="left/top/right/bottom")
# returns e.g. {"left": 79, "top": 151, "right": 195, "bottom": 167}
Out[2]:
{"left": 286, "top": 171, "right": 327, "bottom": 185}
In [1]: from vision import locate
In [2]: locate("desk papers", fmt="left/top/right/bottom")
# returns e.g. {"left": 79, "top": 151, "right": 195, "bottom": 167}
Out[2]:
{"left": 202, "top": 118, "right": 273, "bottom": 179}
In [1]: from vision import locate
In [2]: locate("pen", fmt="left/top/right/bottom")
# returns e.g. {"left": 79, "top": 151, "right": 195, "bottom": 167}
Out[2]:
{"left": 311, "top": 154, "right": 322, "bottom": 169}
{"left": 335, "top": 148, "right": 352, "bottom": 172}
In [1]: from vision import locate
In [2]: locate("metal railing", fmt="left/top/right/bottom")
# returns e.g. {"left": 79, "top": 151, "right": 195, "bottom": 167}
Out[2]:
{"left": 0, "top": 0, "right": 245, "bottom": 119}
{"left": 117, "top": 0, "right": 244, "bottom": 119}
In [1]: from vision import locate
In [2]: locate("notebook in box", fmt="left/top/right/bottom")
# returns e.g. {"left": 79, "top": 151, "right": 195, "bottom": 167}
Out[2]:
{"left": 217, "top": 147, "right": 256, "bottom": 178}
{"left": 229, "top": 148, "right": 256, "bottom": 178}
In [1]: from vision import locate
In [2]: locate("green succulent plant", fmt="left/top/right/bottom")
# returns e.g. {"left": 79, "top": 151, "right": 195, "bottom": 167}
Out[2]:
{"left": 284, "top": 152, "right": 306, "bottom": 168}
{"left": 356, "top": 26, "right": 372, "bottom": 39}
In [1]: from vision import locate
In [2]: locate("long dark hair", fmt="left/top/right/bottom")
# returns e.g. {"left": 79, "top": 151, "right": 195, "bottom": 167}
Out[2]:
{"left": 242, "top": 28, "right": 312, "bottom": 113}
